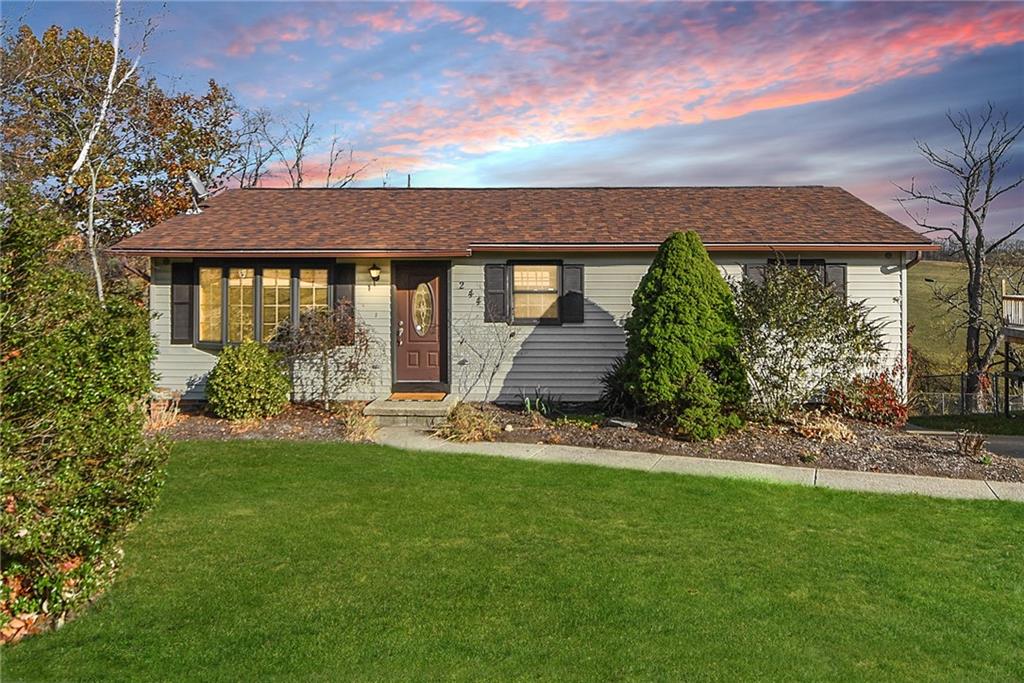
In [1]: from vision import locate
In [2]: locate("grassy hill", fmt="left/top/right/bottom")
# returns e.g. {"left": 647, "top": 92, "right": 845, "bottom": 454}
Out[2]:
{"left": 907, "top": 260, "right": 967, "bottom": 375}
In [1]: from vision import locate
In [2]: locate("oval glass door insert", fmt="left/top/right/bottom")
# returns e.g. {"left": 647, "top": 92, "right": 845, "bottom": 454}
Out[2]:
{"left": 413, "top": 282, "right": 433, "bottom": 335}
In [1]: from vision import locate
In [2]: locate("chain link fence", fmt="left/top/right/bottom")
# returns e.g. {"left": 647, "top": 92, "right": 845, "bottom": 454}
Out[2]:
{"left": 911, "top": 372, "right": 1024, "bottom": 416}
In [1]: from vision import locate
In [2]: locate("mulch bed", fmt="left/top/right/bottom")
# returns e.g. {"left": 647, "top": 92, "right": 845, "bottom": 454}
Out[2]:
{"left": 478, "top": 404, "right": 1024, "bottom": 483}
{"left": 153, "top": 403, "right": 369, "bottom": 442}
{"left": 152, "top": 402, "right": 1024, "bottom": 483}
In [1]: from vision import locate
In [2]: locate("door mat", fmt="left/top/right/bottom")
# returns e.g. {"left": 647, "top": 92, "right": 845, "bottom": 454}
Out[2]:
{"left": 389, "top": 392, "right": 447, "bottom": 401}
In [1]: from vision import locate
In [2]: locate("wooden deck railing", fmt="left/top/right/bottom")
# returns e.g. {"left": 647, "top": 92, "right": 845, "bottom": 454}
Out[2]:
{"left": 1003, "top": 293, "right": 1024, "bottom": 328}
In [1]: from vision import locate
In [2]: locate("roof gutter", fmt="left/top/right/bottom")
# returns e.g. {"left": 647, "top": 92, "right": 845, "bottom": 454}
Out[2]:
{"left": 111, "top": 248, "right": 473, "bottom": 258}
{"left": 469, "top": 242, "right": 940, "bottom": 253}
{"left": 113, "top": 242, "right": 939, "bottom": 257}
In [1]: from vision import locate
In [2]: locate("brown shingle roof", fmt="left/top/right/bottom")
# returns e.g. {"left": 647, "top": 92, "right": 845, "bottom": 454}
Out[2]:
{"left": 112, "top": 186, "right": 933, "bottom": 255}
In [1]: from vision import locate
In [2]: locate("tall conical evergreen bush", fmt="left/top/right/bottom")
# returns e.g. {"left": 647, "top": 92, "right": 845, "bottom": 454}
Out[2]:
{"left": 620, "top": 231, "right": 748, "bottom": 439}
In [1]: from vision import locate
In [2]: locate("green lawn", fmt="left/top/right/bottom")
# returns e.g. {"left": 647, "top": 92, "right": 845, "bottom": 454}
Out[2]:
{"left": 6, "top": 442, "right": 1024, "bottom": 681}
{"left": 911, "top": 413, "right": 1024, "bottom": 435}
{"left": 908, "top": 260, "right": 967, "bottom": 373}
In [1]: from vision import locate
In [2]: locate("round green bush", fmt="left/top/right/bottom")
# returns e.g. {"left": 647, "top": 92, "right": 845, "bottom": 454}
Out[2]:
{"left": 205, "top": 341, "right": 290, "bottom": 420}
{"left": 619, "top": 231, "right": 749, "bottom": 440}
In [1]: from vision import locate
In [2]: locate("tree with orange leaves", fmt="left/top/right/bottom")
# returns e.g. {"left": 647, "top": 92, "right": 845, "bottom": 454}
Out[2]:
{"left": 2, "top": 18, "right": 242, "bottom": 296}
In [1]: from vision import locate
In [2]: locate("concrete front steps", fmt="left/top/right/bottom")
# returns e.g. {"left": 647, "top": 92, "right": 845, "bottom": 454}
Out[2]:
{"left": 363, "top": 394, "right": 456, "bottom": 428}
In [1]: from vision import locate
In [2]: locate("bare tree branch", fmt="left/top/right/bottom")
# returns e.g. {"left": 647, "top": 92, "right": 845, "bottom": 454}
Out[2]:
{"left": 897, "top": 103, "right": 1024, "bottom": 401}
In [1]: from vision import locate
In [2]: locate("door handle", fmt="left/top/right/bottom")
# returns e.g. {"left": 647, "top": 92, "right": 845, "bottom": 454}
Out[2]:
{"left": 397, "top": 320, "right": 404, "bottom": 346}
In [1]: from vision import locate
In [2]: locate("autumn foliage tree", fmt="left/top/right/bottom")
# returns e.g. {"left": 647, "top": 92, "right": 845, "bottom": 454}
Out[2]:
{"left": 1, "top": 23, "right": 243, "bottom": 291}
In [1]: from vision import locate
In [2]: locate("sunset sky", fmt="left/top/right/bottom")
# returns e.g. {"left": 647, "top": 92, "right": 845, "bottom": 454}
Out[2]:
{"left": 9, "top": 1, "right": 1024, "bottom": 234}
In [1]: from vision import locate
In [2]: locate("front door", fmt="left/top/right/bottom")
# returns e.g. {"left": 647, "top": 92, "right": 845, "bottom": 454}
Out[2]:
{"left": 393, "top": 262, "right": 447, "bottom": 389}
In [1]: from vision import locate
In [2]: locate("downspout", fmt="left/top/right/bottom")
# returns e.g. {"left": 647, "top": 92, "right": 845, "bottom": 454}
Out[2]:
{"left": 905, "top": 250, "right": 923, "bottom": 269}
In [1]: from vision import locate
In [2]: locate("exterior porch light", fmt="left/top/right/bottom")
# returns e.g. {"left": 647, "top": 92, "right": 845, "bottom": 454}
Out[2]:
{"left": 368, "top": 263, "right": 382, "bottom": 283}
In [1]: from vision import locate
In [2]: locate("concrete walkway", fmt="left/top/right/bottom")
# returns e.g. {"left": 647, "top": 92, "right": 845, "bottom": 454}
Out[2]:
{"left": 376, "top": 427, "right": 1024, "bottom": 503}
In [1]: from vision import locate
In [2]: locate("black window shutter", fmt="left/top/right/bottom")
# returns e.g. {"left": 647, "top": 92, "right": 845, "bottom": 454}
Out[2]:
{"left": 825, "top": 264, "right": 847, "bottom": 297}
{"left": 484, "top": 264, "right": 508, "bottom": 322}
{"left": 333, "top": 263, "right": 356, "bottom": 317}
{"left": 170, "top": 263, "right": 193, "bottom": 344}
{"left": 561, "top": 265, "right": 585, "bottom": 324}
{"left": 743, "top": 263, "right": 767, "bottom": 285}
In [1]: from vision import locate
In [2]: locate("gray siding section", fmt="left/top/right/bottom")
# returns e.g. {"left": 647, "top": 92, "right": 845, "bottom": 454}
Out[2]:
{"left": 452, "top": 251, "right": 906, "bottom": 404}
{"left": 451, "top": 253, "right": 642, "bottom": 403}
{"left": 151, "top": 261, "right": 217, "bottom": 399}
{"left": 150, "top": 259, "right": 391, "bottom": 401}
{"left": 151, "top": 250, "right": 906, "bottom": 403}
{"left": 290, "top": 259, "right": 392, "bottom": 401}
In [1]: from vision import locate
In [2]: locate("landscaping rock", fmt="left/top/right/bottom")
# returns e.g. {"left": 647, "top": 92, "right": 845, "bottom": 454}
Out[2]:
{"left": 504, "top": 424, "right": 514, "bottom": 432}
{"left": 606, "top": 418, "right": 639, "bottom": 429}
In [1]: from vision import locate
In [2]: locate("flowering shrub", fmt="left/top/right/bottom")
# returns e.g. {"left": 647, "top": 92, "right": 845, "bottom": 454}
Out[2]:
{"left": 827, "top": 371, "right": 908, "bottom": 427}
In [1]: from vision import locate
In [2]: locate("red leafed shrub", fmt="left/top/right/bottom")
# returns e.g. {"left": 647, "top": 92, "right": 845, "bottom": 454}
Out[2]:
{"left": 827, "top": 371, "right": 908, "bottom": 427}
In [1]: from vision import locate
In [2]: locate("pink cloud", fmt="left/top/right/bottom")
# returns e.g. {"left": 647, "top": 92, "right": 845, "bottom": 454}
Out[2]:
{"left": 224, "top": 2, "right": 483, "bottom": 58}
{"left": 225, "top": 14, "right": 313, "bottom": 57}
{"left": 188, "top": 55, "right": 217, "bottom": 69}
{"left": 408, "top": 1, "right": 463, "bottom": 25}
{"left": 236, "top": 83, "right": 272, "bottom": 100}
{"left": 350, "top": 7, "right": 417, "bottom": 33}
{"left": 513, "top": 1, "right": 571, "bottom": 23}
{"left": 373, "top": 2, "right": 1024, "bottom": 159}
{"left": 338, "top": 33, "right": 383, "bottom": 50}
{"left": 252, "top": 149, "right": 430, "bottom": 188}
{"left": 351, "top": 1, "right": 485, "bottom": 35}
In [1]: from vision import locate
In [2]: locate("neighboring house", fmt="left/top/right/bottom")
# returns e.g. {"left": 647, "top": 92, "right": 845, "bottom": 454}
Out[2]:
{"left": 112, "top": 186, "right": 935, "bottom": 404}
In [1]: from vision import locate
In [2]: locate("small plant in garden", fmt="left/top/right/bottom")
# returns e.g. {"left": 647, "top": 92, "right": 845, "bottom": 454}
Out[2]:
{"left": 618, "top": 231, "right": 748, "bottom": 440}
{"left": 827, "top": 370, "right": 908, "bottom": 427}
{"left": 788, "top": 411, "right": 855, "bottom": 443}
{"left": 205, "top": 341, "right": 291, "bottom": 420}
{"left": 955, "top": 430, "right": 987, "bottom": 461}
{"left": 520, "top": 388, "right": 558, "bottom": 417}
{"left": 334, "top": 402, "right": 378, "bottom": 442}
{"left": 600, "top": 356, "right": 638, "bottom": 417}
{"left": 733, "top": 262, "right": 885, "bottom": 421}
{"left": 269, "top": 305, "right": 375, "bottom": 411}
{"left": 146, "top": 389, "right": 181, "bottom": 431}
{"left": 434, "top": 402, "right": 500, "bottom": 442}
{"left": 552, "top": 414, "right": 604, "bottom": 430}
